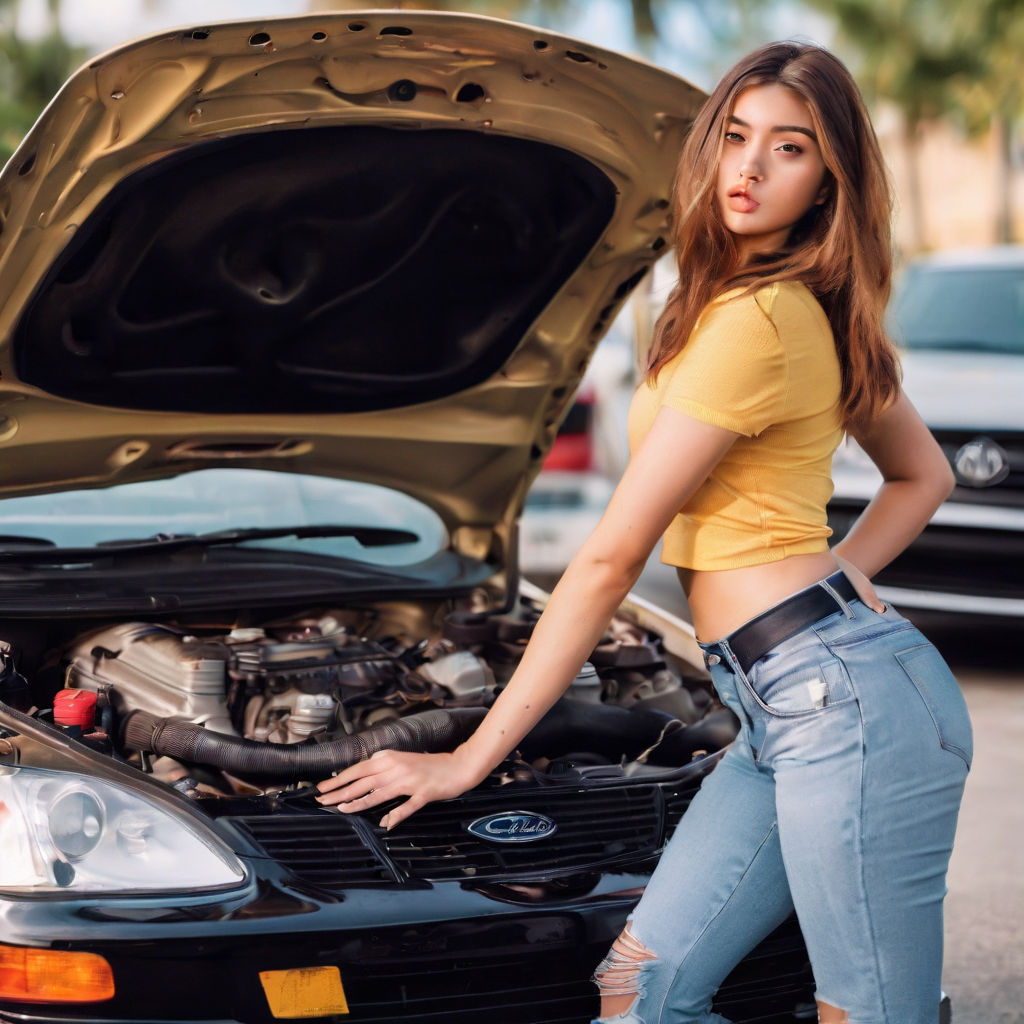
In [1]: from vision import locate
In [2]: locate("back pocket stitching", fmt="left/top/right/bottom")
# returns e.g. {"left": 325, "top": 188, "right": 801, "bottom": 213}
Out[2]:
{"left": 895, "top": 644, "right": 972, "bottom": 768}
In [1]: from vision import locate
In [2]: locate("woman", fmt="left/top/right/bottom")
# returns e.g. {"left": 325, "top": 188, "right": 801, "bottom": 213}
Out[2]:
{"left": 317, "top": 42, "right": 971, "bottom": 1024}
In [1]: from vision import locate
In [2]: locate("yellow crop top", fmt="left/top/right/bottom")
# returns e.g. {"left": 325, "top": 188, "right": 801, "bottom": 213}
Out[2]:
{"left": 627, "top": 280, "right": 844, "bottom": 570}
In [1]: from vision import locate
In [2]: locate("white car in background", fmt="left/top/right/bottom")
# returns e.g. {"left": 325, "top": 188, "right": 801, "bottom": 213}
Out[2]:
{"left": 828, "top": 246, "right": 1024, "bottom": 617}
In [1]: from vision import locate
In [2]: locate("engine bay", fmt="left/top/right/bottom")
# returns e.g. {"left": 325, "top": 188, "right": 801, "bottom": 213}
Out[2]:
{"left": 0, "top": 593, "right": 738, "bottom": 799}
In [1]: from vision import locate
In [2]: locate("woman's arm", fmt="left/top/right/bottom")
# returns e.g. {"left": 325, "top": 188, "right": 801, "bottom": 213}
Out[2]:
{"left": 316, "top": 406, "right": 738, "bottom": 827}
{"left": 832, "top": 389, "right": 954, "bottom": 580}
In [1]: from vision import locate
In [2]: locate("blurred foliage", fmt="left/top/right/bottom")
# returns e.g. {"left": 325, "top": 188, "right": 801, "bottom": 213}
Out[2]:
{"left": 1, "top": 0, "right": 1019, "bottom": 240}
{"left": 805, "top": 0, "right": 1020, "bottom": 126}
{"left": 802, "top": 0, "right": 1023, "bottom": 244}
{"left": 368, "top": 0, "right": 1024, "bottom": 245}
{"left": 951, "top": 0, "right": 1024, "bottom": 130}
{"left": 0, "top": 0, "right": 86, "bottom": 165}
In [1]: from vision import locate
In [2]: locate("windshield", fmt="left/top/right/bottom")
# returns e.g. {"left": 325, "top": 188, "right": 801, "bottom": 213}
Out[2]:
{"left": 0, "top": 469, "right": 446, "bottom": 566}
{"left": 889, "top": 264, "right": 1024, "bottom": 355}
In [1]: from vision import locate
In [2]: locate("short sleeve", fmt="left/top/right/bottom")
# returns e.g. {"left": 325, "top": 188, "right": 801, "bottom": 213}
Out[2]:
{"left": 660, "top": 289, "right": 787, "bottom": 437}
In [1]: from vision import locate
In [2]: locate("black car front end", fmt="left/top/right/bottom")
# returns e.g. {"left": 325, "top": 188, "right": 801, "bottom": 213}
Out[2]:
{"left": 1, "top": 717, "right": 814, "bottom": 1023}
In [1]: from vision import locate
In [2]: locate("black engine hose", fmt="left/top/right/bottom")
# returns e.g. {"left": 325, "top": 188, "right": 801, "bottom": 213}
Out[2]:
{"left": 517, "top": 699, "right": 738, "bottom": 766}
{"left": 120, "top": 706, "right": 487, "bottom": 781}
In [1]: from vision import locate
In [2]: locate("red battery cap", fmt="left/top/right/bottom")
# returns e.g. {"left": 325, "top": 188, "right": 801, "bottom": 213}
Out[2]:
{"left": 53, "top": 689, "right": 98, "bottom": 732}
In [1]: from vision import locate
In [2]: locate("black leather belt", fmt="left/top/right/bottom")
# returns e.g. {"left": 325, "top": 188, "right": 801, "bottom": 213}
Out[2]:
{"left": 725, "top": 573, "right": 859, "bottom": 673}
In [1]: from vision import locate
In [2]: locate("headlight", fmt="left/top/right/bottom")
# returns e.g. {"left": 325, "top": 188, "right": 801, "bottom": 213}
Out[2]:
{"left": 0, "top": 765, "right": 245, "bottom": 894}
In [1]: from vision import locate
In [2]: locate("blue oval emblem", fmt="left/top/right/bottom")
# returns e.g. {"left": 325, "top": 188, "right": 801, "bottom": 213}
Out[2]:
{"left": 466, "top": 810, "right": 558, "bottom": 844}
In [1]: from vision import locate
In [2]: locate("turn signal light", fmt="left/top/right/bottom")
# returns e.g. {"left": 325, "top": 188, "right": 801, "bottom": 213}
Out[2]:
{"left": 0, "top": 944, "right": 115, "bottom": 1003}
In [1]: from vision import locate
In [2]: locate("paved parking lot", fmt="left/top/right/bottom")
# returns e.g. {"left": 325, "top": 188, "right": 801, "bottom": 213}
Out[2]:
{"left": 918, "top": 623, "right": 1024, "bottom": 1024}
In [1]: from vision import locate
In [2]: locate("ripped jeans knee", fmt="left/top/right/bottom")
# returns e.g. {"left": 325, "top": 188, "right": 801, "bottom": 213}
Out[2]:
{"left": 591, "top": 924, "right": 658, "bottom": 1022}
{"left": 591, "top": 923, "right": 734, "bottom": 1024}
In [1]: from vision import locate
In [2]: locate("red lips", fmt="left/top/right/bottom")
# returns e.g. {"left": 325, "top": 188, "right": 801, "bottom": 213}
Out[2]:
{"left": 726, "top": 185, "right": 759, "bottom": 213}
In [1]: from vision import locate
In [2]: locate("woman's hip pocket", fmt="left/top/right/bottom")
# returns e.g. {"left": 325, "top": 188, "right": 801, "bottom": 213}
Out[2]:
{"left": 742, "top": 650, "right": 856, "bottom": 717}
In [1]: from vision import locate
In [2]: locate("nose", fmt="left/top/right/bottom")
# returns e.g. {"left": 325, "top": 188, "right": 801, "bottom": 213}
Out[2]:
{"left": 739, "top": 160, "right": 762, "bottom": 182}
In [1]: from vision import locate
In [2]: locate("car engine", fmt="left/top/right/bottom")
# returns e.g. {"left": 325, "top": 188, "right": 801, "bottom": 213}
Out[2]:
{"left": 3, "top": 598, "right": 737, "bottom": 798}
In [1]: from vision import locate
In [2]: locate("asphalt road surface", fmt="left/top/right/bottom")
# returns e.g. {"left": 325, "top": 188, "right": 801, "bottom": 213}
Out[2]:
{"left": 627, "top": 563, "right": 1024, "bottom": 1024}
{"left": 915, "top": 618, "right": 1024, "bottom": 1024}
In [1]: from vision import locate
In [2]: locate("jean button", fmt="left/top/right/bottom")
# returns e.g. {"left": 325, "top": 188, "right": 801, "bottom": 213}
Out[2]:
{"left": 706, "top": 653, "right": 721, "bottom": 667}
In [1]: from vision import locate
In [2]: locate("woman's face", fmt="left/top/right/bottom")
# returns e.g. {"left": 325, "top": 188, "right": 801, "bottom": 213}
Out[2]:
{"left": 715, "top": 83, "right": 828, "bottom": 260}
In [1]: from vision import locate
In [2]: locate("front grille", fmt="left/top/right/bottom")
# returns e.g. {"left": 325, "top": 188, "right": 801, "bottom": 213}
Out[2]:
{"left": 714, "top": 916, "right": 817, "bottom": 1022}
{"left": 231, "top": 762, "right": 722, "bottom": 894}
{"left": 380, "top": 784, "right": 662, "bottom": 881}
{"left": 879, "top": 521, "right": 1024, "bottom": 599}
{"left": 71, "top": 905, "right": 814, "bottom": 1024}
{"left": 661, "top": 757, "right": 717, "bottom": 837}
{"left": 213, "top": 756, "right": 818, "bottom": 1023}
{"left": 342, "top": 944, "right": 597, "bottom": 1024}
{"left": 232, "top": 814, "right": 395, "bottom": 887}
{"left": 831, "top": 429, "right": 1024, "bottom": 604}
{"left": 310, "top": 912, "right": 811, "bottom": 1024}
{"left": 231, "top": 781, "right": 677, "bottom": 891}
{"left": 829, "top": 499, "right": 1024, "bottom": 601}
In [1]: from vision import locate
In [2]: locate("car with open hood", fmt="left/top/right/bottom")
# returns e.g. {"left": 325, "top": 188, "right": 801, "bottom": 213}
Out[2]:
{"left": 0, "top": 11, "right": 823, "bottom": 1023}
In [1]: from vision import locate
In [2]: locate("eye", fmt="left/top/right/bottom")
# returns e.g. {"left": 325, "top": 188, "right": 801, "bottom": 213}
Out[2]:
{"left": 724, "top": 130, "right": 745, "bottom": 144}
{"left": 777, "top": 142, "right": 803, "bottom": 154}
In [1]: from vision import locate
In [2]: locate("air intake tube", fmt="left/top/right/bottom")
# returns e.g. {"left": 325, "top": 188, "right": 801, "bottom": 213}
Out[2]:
{"left": 120, "top": 707, "right": 486, "bottom": 781}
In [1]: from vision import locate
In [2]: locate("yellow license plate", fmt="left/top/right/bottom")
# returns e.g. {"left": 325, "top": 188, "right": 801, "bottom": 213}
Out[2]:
{"left": 259, "top": 966, "right": 349, "bottom": 1018}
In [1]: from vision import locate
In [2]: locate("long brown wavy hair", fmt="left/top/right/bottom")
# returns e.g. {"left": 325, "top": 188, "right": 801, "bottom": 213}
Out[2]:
{"left": 648, "top": 42, "right": 900, "bottom": 429}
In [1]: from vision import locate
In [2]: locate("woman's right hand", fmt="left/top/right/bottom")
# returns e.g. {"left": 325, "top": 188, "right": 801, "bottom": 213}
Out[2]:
{"left": 836, "top": 392, "right": 955, "bottom": 580}
{"left": 315, "top": 747, "right": 479, "bottom": 830}
{"left": 832, "top": 552, "right": 885, "bottom": 613}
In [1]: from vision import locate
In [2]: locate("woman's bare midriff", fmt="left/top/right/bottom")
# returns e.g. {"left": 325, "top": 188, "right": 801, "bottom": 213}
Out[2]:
{"left": 679, "top": 551, "right": 841, "bottom": 642}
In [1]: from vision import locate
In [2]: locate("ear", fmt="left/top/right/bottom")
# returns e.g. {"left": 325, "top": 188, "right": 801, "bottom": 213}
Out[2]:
{"left": 814, "top": 175, "right": 833, "bottom": 206}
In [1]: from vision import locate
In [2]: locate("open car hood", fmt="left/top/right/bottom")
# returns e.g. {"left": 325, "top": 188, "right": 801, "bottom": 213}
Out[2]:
{"left": 0, "top": 10, "right": 703, "bottom": 577}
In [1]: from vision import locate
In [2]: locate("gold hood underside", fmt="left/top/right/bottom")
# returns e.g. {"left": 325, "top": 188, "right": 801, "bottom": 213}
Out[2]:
{"left": 0, "top": 10, "right": 704, "bottom": 574}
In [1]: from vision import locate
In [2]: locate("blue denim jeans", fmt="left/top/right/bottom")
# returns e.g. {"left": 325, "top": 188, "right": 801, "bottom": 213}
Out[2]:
{"left": 592, "top": 576, "right": 971, "bottom": 1023}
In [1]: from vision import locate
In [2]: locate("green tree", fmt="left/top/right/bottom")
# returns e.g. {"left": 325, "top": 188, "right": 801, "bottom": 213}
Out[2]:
{"left": 800, "top": 0, "right": 982, "bottom": 251}
{"left": 0, "top": 0, "right": 85, "bottom": 164}
{"left": 948, "top": 0, "right": 1024, "bottom": 242}
{"left": 803, "top": 0, "right": 1023, "bottom": 248}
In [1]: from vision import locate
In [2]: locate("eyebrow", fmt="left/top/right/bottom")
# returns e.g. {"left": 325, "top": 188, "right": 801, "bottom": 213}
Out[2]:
{"left": 727, "top": 114, "right": 818, "bottom": 142}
